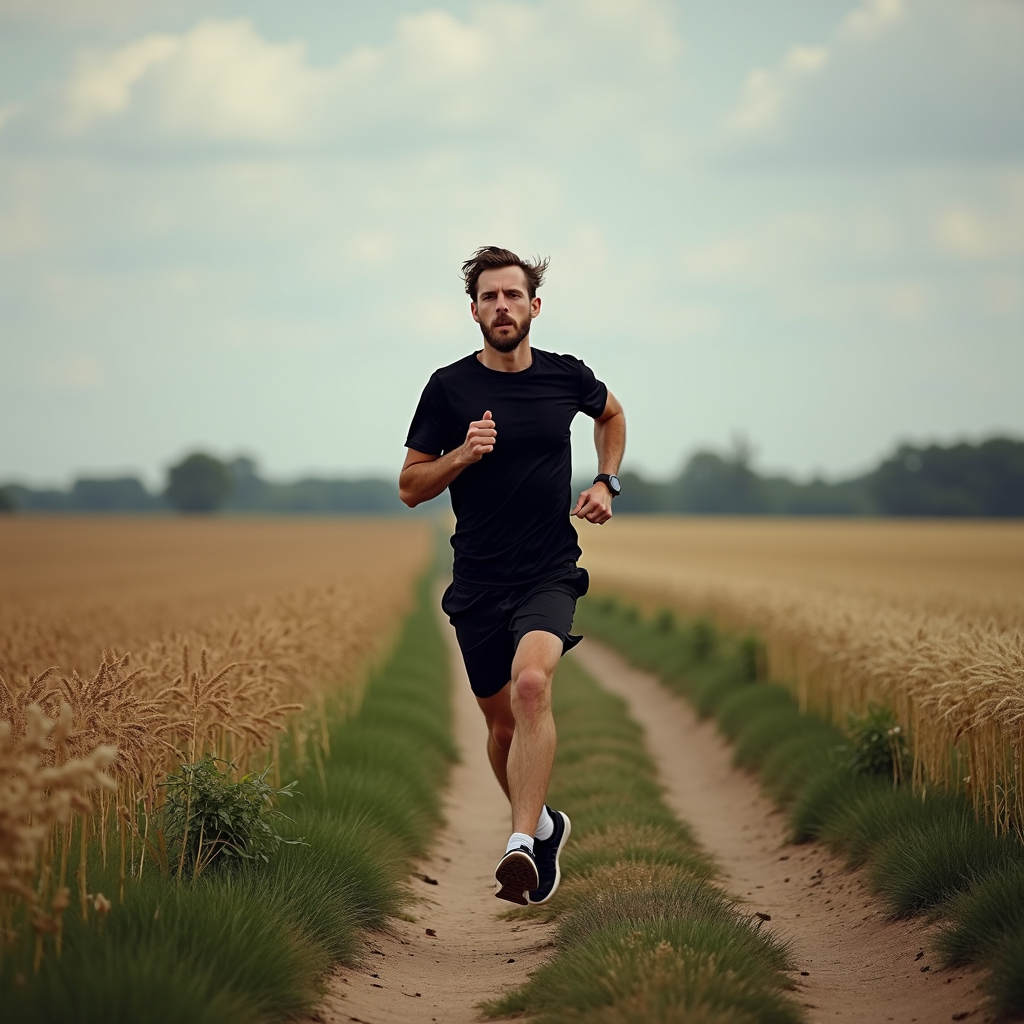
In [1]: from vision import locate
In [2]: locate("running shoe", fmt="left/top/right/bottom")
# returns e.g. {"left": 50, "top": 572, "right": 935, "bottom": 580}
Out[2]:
{"left": 528, "top": 807, "right": 571, "bottom": 905}
{"left": 494, "top": 845, "right": 539, "bottom": 906}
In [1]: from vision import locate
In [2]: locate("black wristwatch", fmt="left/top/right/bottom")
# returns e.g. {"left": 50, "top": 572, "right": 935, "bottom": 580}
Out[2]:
{"left": 593, "top": 473, "right": 621, "bottom": 497}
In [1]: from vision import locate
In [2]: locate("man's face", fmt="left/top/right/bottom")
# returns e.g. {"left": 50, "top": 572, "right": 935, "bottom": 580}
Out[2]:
{"left": 471, "top": 266, "right": 541, "bottom": 353}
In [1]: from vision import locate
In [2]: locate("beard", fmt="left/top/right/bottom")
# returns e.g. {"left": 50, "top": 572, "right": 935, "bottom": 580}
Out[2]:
{"left": 480, "top": 312, "right": 531, "bottom": 353}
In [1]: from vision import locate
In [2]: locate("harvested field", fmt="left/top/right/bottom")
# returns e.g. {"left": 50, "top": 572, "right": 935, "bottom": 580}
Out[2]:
{"left": 580, "top": 518, "right": 1024, "bottom": 828}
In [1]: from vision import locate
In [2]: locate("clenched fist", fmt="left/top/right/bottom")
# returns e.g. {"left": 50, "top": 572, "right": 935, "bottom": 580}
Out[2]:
{"left": 458, "top": 410, "right": 497, "bottom": 465}
{"left": 571, "top": 482, "right": 613, "bottom": 525}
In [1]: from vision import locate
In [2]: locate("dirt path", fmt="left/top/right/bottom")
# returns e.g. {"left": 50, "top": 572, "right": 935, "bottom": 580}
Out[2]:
{"left": 308, "top": 616, "right": 554, "bottom": 1024}
{"left": 573, "top": 641, "right": 993, "bottom": 1024}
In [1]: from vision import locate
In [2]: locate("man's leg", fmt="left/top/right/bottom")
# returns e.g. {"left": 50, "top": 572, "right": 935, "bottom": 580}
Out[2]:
{"left": 476, "top": 630, "right": 563, "bottom": 829}
{"left": 506, "top": 630, "right": 563, "bottom": 836}
{"left": 488, "top": 630, "right": 569, "bottom": 905}
{"left": 476, "top": 685, "right": 513, "bottom": 801}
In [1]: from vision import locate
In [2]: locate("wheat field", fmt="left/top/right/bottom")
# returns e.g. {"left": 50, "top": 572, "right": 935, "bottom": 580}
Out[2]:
{"left": 580, "top": 518, "right": 1024, "bottom": 831}
{"left": 0, "top": 517, "right": 432, "bottom": 940}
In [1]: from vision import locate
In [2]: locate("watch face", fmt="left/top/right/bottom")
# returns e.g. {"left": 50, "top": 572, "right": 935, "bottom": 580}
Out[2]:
{"left": 608, "top": 475, "right": 621, "bottom": 495}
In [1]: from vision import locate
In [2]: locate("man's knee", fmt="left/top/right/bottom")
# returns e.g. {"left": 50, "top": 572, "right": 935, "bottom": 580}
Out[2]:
{"left": 511, "top": 665, "right": 552, "bottom": 719}
{"left": 489, "top": 718, "right": 515, "bottom": 752}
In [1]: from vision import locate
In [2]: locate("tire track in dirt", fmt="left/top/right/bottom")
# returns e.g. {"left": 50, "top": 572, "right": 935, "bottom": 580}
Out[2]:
{"left": 573, "top": 640, "right": 993, "bottom": 1024}
{"left": 308, "top": 610, "right": 554, "bottom": 1024}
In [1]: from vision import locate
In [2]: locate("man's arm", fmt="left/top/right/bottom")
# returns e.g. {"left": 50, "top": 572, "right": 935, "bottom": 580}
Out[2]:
{"left": 399, "top": 411, "right": 497, "bottom": 507}
{"left": 571, "top": 390, "right": 625, "bottom": 525}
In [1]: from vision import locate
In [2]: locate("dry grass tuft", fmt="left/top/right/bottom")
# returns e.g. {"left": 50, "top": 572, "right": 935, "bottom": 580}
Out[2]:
{"left": 0, "top": 703, "right": 116, "bottom": 948}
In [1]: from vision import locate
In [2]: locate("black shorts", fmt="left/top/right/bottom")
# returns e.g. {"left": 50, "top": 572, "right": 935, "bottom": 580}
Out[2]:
{"left": 441, "top": 565, "right": 590, "bottom": 699}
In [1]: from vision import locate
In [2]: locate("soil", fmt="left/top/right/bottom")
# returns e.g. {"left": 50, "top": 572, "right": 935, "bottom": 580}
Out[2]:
{"left": 573, "top": 640, "right": 997, "bottom": 1024}
{"left": 306, "top": 617, "right": 555, "bottom": 1024}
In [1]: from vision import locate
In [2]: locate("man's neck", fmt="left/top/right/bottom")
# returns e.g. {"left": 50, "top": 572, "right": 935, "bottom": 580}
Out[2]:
{"left": 477, "top": 339, "right": 534, "bottom": 373}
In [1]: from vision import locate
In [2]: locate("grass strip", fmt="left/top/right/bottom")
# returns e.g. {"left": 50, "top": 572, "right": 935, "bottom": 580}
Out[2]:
{"left": 577, "top": 595, "right": 1024, "bottom": 1018}
{"left": 484, "top": 656, "right": 804, "bottom": 1024}
{"left": 1, "top": 574, "right": 454, "bottom": 1024}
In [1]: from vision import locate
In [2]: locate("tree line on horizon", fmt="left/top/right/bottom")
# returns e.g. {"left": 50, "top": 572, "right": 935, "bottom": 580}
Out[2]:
{"left": 612, "top": 436, "right": 1024, "bottom": 517}
{"left": 1, "top": 436, "right": 1022, "bottom": 517}
{"left": 0, "top": 455, "right": 430, "bottom": 515}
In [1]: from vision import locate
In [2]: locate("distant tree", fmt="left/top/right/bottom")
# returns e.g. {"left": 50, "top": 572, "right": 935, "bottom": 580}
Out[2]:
{"left": 609, "top": 470, "right": 675, "bottom": 514}
{"left": 0, "top": 485, "right": 70, "bottom": 511}
{"left": 259, "top": 477, "right": 410, "bottom": 514}
{"left": 761, "top": 474, "right": 875, "bottom": 515}
{"left": 225, "top": 456, "right": 268, "bottom": 510}
{"left": 70, "top": 477, "right": 158, "bottom": 512}
{"left": 677, "top": 437, "right": 767, "bottom": 513}
{"left": 0, "top": 487, "right": 14, "bottom": 513}
{"left": 165, "top": 453, "right": 232, "bottom": 514}
{"left": 871, "top": 438, "right": 1024, "bottom": 517}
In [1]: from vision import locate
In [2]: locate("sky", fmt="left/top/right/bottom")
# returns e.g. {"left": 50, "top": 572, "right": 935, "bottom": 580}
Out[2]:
{"left": 1, "top": 0, "right": 1022, "bottom": 487}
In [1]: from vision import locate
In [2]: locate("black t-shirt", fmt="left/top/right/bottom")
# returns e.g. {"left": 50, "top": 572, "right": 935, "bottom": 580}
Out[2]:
{"left": 405, "top": 348, "right": 608, "bottom": 588}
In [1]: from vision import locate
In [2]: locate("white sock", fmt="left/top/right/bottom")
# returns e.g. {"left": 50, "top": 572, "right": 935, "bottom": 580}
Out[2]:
{"left": 534, "top": 807, "right": 555, "bottom": 842}
{"left": 505, "top": 832, "right": 534, "bottom": 856}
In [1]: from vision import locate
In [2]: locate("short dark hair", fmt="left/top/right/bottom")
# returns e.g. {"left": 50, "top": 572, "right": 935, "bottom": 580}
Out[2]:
{"left": 462, "top": 246, "right": 550, "bottom": 302}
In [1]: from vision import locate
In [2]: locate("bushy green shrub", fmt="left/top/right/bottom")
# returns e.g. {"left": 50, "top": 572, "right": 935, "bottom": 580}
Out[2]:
{"left": 936, "top": 861, "right": 1024, "bottom": 967}
{"left": 160, "top": 756, "right": 302, "bottom": 876}
{"left": 869, "top": 812, "right": 1024, "bottom": 917}
{"left": 840, "top": 703, "right": 909, "bottom": 784}
{"left": 689, "top": 617, "right": 717, "bottom": 662}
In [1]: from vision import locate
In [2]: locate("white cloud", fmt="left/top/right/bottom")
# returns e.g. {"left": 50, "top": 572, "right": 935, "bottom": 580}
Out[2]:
{"left": 722, "top": 0, "right": 1024, "bottom": 163}
{"left": 0, "top": 165, "right": 51, "bottom": 254}
{"left": 63, "top": 33, "right": 179, "bottom": 131}
{"left": 936, "top": 210, "right": 1000, "bottom": 260}
{"left": 727, "top": 46, "right": 828, "bottom": 135}
{"left": 2, "top": 0, "right": 683, "bottom": 154}
{"left": 36, "top": 352, "right": 105, "bottom": 392}
{"left": 674, "top": 184, "right": 1022, "bottom": 329}
{"left": 841, "top": 0, "right": 904, "bottom": 40}
{"left": 932, "top": 175, "right": 1024, "bottom": 261}
{"left": 57, "top": 21, "right": 332, "bottom": 143}
{"left": 884, "top": 281, "right": 928, "bottom": 322}
{"left": 0, "top": 103, "right": 20, "bottom": 131}
{"left": 935, "top": 207, "right": 1024, "bottom": 261}
{"left": 724, "top": 0, "right": 898, "bottom": 138}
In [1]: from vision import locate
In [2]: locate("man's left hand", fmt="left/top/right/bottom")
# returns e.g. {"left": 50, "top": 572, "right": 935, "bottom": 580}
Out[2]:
{"left": 571, "top": 483, "right": 613, "bottom": 525}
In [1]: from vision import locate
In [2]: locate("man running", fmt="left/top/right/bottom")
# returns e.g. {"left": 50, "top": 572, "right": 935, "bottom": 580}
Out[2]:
{"left": 399, "top": 245, "right": 625, "bottom": 906}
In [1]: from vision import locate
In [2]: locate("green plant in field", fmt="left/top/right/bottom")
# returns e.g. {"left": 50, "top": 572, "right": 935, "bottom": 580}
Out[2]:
{"left": 160, "top": 756, "right": 303, "bottom": 876}
{"left": 653, "top": 607, "right": 676, "bottom": 633}
{"left": 689, "top": 617, "right": 717, "bottom": 662}
{"left": 841, "top": 704, "right": 909, "bottom": 784}
{"left": 737, "top": 634, "right": 763, "bottom": 681}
